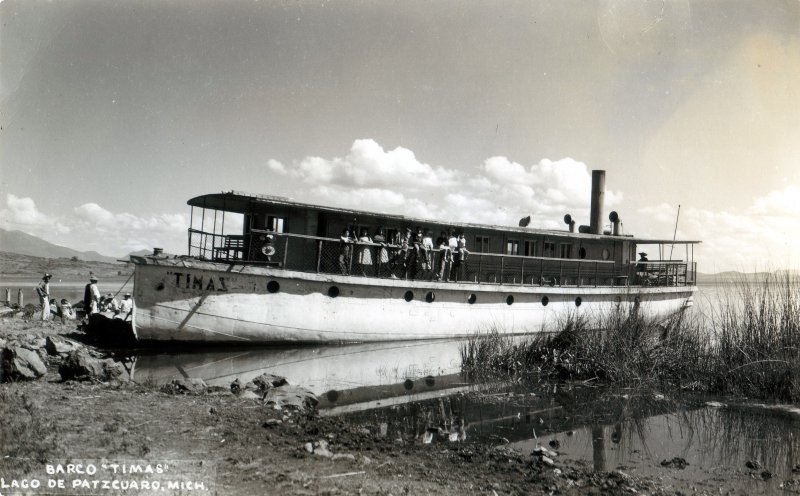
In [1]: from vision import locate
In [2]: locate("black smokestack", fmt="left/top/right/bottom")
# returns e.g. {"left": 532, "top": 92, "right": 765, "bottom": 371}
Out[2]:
{"left": 590, "top": 170, "right": 605, "bottom": 235}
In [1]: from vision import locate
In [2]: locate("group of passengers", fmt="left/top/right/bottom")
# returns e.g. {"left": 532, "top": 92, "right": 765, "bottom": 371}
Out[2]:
{"left": 338, "top": 226, "right": 469, "bottom": 282}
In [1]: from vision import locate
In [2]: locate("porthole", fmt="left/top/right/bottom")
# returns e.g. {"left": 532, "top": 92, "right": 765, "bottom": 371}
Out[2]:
{"left": 614, "top": 296, "right": 622, "bottom": 304}
{"left": 506, "top": 295, "right": 514, "bottom": 305}
{"left": 156, "top": 282, "right": 165, "bottom": 291}
{"left": 575, "top": 297, "right": 582, "bottom": 307}
{"left": 467, "top": 293, "right": 477, "bottom": 304}
{"left": 602, "top": 248, "right": 610, "bottom": 260}
{"left": 425, "top": 376, "right": 435, "bottom": 387}
{"left": 426, "top": 291, "right": 435, "bottom": 303}
{"left": 326, "top": 390, "right": 339, "bottom": 402}
{"left": 541, "top": 296, "right": 549, "bottom": 306}
{"left": 267, "top": 280, "right": 280, "bottom": 293}
{"left": 404, "top": 290, "right": 414, "bottom": 302}
{"left": 327, "top": 286, "right": 340, "bottom": 298}
{"left": 579, "top": 247, "right": 587, "bottom": 259}
{"left": 403, "top": 379, "right": 414, "bottom": 390}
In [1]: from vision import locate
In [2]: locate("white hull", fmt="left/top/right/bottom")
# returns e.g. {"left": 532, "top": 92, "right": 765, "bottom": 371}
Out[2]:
{"left": 132, "top": 259, "right": 695, "bottom": 344}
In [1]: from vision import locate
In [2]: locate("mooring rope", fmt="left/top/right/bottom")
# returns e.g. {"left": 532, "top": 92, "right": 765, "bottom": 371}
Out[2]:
{"left": 112, "top": 272, "right": 135, "bottom": 299}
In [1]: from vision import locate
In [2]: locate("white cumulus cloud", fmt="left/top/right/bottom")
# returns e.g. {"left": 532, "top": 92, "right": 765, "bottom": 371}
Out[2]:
{"left": 264, "top": 139, "right": 621, "bottom": 230}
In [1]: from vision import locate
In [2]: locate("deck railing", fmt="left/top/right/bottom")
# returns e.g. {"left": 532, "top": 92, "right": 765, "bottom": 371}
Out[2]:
{"left": 187, "top": 229, "right": 696, "bottom": 288}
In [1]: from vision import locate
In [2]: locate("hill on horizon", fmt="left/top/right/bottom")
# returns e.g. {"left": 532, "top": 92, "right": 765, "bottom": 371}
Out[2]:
{"left": 0, "top": 228, "right": 120, "bottom": 263}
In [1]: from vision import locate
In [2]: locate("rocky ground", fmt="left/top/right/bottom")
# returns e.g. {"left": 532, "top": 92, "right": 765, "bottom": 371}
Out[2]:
{"left": 0, "top": 314, "right": 777, "bottom": 495}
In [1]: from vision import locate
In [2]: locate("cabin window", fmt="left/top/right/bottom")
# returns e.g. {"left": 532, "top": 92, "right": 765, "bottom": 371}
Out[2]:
{"left": 543, "top": 242, "right": 556, "bottom": 258}
{"left": 475, "top": 236, "right": 490, "bottom": 253}
{"left": 506, "top": 240, "right": 519, "bottom": 256}
{"left": 560, "top": 244, "right": 572, "bottom": 259}
{"left": 267, "top": 216, "right": 287, "bottom": 233}
{"left": 523, "top": 240, "right": 536, "bottom": 257}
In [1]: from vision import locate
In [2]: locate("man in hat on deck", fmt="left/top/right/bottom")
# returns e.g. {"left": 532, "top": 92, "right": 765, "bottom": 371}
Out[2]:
{"left": 636, "top": 252, "right": 649, "bottom": 280}
{"left": 36, "top": 274, "right": 52, "bottom": 320}
{"left": 83, "top": 275, "right": 101, "bottom": 316}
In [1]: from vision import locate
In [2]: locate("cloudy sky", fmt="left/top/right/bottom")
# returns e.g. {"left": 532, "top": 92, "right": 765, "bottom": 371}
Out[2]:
{"left": 1, "top": 0, "right": 798, "bottom": 272}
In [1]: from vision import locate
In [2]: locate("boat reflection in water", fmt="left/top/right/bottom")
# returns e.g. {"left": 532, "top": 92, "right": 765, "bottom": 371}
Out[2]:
{"left": 131, "top": 340, "right": 800, "bottom": 490}
{"left": 130, "top": 339, "right": 473, "bottom": 414}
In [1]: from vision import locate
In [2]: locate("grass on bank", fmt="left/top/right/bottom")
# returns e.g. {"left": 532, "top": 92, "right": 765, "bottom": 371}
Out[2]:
{"left": 461, "top": 273, "right": 800, "bottom": 402}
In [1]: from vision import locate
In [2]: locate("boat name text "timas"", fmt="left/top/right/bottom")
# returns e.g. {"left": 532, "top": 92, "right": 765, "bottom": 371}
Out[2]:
{"left": 169, "top": 272, "right": 229, "bottom": 292}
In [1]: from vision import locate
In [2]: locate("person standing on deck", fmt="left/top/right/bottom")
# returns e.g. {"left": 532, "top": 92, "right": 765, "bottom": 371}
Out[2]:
{"left": 338, "top": 229, "right": 354, "bottom": 275}
{"left": 435, "top": 231, "right": 451, "bottom": 281}
{"left": 451, "top": 233, "right": 469, "bottom": 282}
{"left": 356, "top": 228, "right": 373, "bottom": 276}
{"left": 36, "top": 274, "right": 52, "bottom": 320}
{"left": 447, "top": 230, "right": 458, "bottom": 281}
{"left": 421, "top": 230, "right": 434, "bottom": 280}
{"left": 373, "top": 227, "right": 389, "bottom": 277}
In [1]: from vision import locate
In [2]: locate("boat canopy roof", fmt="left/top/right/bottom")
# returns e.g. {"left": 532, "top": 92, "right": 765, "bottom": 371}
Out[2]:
{"left": 188, "top": 191, "right": 701, "bottom": 245}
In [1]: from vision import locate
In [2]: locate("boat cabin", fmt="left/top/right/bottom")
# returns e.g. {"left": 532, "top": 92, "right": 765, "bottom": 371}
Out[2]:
{"left": 185, "top": 191, "right": 698, "bottom": 288}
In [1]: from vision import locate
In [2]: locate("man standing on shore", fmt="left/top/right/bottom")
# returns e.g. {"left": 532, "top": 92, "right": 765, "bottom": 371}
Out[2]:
{"left": 36, "top": 273, "right": 52, "bottom": 320}
{"left": 83, "top": 275, "right": 101, "bottom": 316}
{"left": 118, "top": 293, "right": 133, "bottom": 320}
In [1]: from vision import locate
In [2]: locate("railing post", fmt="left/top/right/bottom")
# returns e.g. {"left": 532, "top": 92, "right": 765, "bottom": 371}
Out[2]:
{"left": 559, "top": 260, "right": 563, "bottom": 286}
{"left": 316, "top": 240, "right": 323, "bottom": 273}
{"left": 594, "top": 261, "right": 598, "bottom": 287}
{"left": 500, "top": 256, "right": 504, "bottom": 285}
{"left": 521, "top": 258, "right": 525, "bottom": 285}
{"left": 478, "top": 255, "right": 483, "bottom": 283}
{"left": 349, "top": 241, "right": 355, "bottom": 276}
{"left": 540, "top": 258, "right": 544, "bottom": 286}
{"left": 577, "top": 261, "right": 581, "bottom": 287}
{"left": 283, "top": 236, "right": 289, "bottom": 268}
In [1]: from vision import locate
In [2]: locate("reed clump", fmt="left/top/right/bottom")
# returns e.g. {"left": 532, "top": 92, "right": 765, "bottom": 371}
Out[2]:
{"left": 705, "top": 272, "right": 800, "bottom": 401}
{"left": 461, "top": 272, "right": 800, "bottom": 402}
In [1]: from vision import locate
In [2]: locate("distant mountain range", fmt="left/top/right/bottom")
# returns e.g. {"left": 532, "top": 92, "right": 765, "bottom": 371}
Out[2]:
{"left": 0, "top": 228, "right": 122, "bottom": 263}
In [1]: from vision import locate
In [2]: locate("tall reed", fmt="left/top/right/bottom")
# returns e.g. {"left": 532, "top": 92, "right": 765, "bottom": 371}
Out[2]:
{"left": 461, "top": 273, "right": 800, "bottom": 402}
{"left": 706, "top": 272, "right": 800, "bottom": 400}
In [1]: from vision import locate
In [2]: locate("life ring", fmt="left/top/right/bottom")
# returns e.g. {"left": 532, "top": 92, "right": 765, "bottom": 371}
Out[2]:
{"left": 261, "top": 244, "right": 276, "bottom": 257}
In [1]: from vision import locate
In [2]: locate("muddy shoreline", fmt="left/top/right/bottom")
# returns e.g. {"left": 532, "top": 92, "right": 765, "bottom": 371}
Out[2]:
{"left": 0, "top": 317, "right": 794, "bottom": 495}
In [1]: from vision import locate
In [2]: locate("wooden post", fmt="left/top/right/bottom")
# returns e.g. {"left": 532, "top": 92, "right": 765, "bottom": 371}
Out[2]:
{"left": 5, "top": 288, "right": 9, "bottom": 306}
{"left": 17, "top": 289, "right": 23, "bottom": 307}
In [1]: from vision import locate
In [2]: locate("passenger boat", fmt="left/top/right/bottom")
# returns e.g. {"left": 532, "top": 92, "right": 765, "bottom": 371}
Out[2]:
{"left": 129, "top": 170, "right": 699, "bottom": 344}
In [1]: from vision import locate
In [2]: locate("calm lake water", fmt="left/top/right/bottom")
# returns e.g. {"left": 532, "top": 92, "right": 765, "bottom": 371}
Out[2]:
{"left": 0, "top": 277, "right": 133, "bottom": 305}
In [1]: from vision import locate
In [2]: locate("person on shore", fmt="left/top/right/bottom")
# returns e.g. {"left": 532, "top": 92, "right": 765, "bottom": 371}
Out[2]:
{"left": 118, "top": 293, "right": 133, "bottom": 320}
{"left": 103, "top": 293, "right": 119, "bottom": 313}
{"left": 36, "top": 273, "right": 52, "bottom": 320}
{"left": 84, "top": 275, "right": 101, "bottom": 316}
{"left": 59, "top": 299, "right": 75, "bottom": 321}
